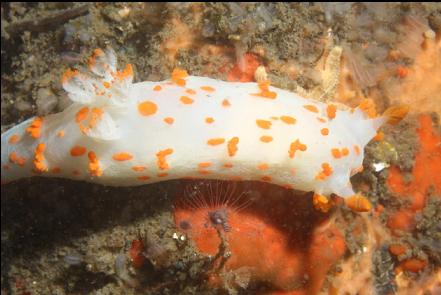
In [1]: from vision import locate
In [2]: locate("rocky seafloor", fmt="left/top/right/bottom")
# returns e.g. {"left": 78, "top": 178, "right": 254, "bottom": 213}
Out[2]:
{"left": 1, "top": 3, "right": 440, "bottom": 294}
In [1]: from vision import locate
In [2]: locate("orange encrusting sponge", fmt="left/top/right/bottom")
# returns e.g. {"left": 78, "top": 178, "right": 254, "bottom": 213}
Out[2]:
{"left": 387, "top": 114, "right": 441, "bottom": 232}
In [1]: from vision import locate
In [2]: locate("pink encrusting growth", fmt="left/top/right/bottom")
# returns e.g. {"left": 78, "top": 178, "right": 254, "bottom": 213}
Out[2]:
{"left": 1, "top": 47, "right": 387, "bottom": 199}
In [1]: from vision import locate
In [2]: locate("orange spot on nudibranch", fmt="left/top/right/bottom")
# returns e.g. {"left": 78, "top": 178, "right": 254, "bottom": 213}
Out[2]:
{"left": 374, "top": 131, "right": 385, "bottom": 141}
{"left": 303, "top": 105, "right": 319, "bottom": 113}
{"left": 326, "top": 104, "right": 337, "bottom": 120}
{"left": 57, "top": 130, "right": 65, "bottom": 138}
{"left": 157, "top": 172, "right": 169, "bottom": 177}
{"left": 132, "top": 166, "right": 146, "bottom": 172}
{"left": 8, "top": 134, "right": 20, "bottom": 144}
{"left": 33, "top": 143, "right": 47, "bottom": 173}
{"left": 321, "top": 128, "right": 329, "bottom": 136}
{"left": 358, "top": 99, "right": 377, "bottom": 118}
{"left": 112, "top": 152, "right": 133, "bottom": 161}
{"left": 138, "top": 101, "right": 158, "bottom": 116}
{"left": 331, "top": 148, "right": 341, "bottom": 159}
{"left": 61, "top": 69, "right": 79, "bottom": 84}
{"left": 289, "top": 139, "right": 307, "bottom": 158}
{"left": 227, "top": 137, "right": 239, "bottom": 157}
{"left": 156, "top": 148, "right": 173, "bottom": 170}
{"left": 164, "top": 117, "right": 174, "bottom": 125}
{"left": 341, "top": 148, "right": 350, "bottom": 156}
{"left": 153, "top": 85, "right": 162, "bottom": 91}
{"left": 205, "top": 117, "right": 215, "bottom": 124}
{"left": 207, "top": 138, "right": 225, "bottom": 146}
{"left": 88, "top": 151, "right": 102, "bottom": 177}
{"left": 76, "top": 107, "right": 89, "bottom": 122}
{"left": 171, "top": 68, "right": 188, "bottom": 86}
{"left": 252, "top": 80, "right": 277, "bottom": 99}
{"left": 280, "top": 116, "right": 296, "bottom": 125}
{"left": 315, "top": 163, "right": 333, "bottom": 180}
{"left": 223, "top": 163, "right": 233, "bottom": 168}
{"left": 113, "top": 64, "right": 133, "bottom": 81}
{"left": 70, "top": 146, "right": 87, "bottom": 157}
{"left": 180, "top": 96, "right": 194, "bottom": 104}
{"left": 257, "top": 163, "right": 269, "bottom": 170}
{"left": 353, "top": 145, "right": 361, "bottom": 155}
{"left": 200, "top": 86, "right": 215, "bottom": 92}
{"left": 222, "top": 99, "right": 231, "bottom": 107}
{"left": 260, "top": 135, "right": 273, "bottom": 143}
{"left": 26, "top": 117, "right": 43, "bottom": 138}
{"left": 9, "top": 152, "right": 26, "bottom": 166}
{"left": 256, "top": 119, "right": 272, "bottom": 129}
{"left": 103, "top": 81, "right": 111, "bottom": 89}
{"left": 198, "top": 162, "right": 212, "bottom": 168}
{"left": 138, "top": 176, "right": 151, "bottom": 181}
{"left": 186, "top": 89, "right": 197, "bottom": 95}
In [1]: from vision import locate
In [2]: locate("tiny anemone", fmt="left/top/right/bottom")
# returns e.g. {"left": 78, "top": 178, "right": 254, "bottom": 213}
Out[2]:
{"left": 174, "top": 180, "right": 251, "bottom": 234}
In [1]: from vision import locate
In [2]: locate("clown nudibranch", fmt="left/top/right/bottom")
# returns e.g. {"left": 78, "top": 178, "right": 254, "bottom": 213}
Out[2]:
{"left": 1, "top": 47, "right": 387, "bottom": 199}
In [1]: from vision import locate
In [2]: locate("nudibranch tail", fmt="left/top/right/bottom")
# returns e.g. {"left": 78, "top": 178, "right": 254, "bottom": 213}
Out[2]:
{"left": 1, "top": 47, "right": 396, "bottom": 202}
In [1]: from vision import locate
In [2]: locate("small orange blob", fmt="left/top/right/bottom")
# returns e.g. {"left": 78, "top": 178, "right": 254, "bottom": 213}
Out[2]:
{"left": 200, "top": 86, "right": 215, "bottom": 92}
{"left": 260, "top": 135, "right": 273, "bottom": 143}
{"left": 9, "top": 152, "right": 26, "bottom": 166}
{"left": 164, "top": 117, "right": 174, "bottom": 125}
{"left": 75, "top": 107, "right": 89, "bottom": 122}
{"left": 57, "top": 130, "right": 65, "bottom": 138}
{"left": 88, "top": 151, "right": 102, "bottom": 177}
{"left": 374, "top": 131, "right": 385, "bottom": 141}
{"left": 157, "top": 172, "right": 169, "bottom": 177}
{"left": 289, "top": 139, "right": 307, "bottom": 158}
{"left": 353, "top": 145, "right": 361, "bottom": 155}
{"left": 26, "top": 117, "right": 44, "bottom": 138}
{"left": 303, "top": 104, "right": 319, "bottom": 113}
{"left": 331, "top": 148, "right": 342, "bottom": 159}
{"left": 70, "top": 146, "right": 87, "bottom": 157}
{"left": 257, "top": 163, "right": 269, "bottom": 170}
{"left": 137, "top": 176, "right": 151, "bottom": 181}
{"left": 33, "top": 143, "right": 47, "bottom": 173}
{"left": 180, "top": 96, "right": 194, "bottom": 105}
{"left": 396, "top": 66, "right": 408, "bottom": 78}
{"left": 341, "top": 147, "right": 349, "bottom": 156}
{"left": 171, "top": 68, "right": 188, "bottom": 86}
{"left": 227, "top": 137, "right": 239, "bottom": 157}
{"left": 315, "top": 163, "right": 333, "bottom": 180}
{"left": 138, "top": 101, "right": 158, "bottom": 116}
{"left": 345, "top": 194, "right": 372, "bottom": 212}
{"left": 128, "top": 239, "right": 146, "bottom": 268}
{"left": 207, "top": 138, "right": 225, "bottom": 146}
{"left": 280, "top": 116, "right": 296, "bottom": 125}
{"left": 153, "top": 85, "right": 162, "bottom": 91}
{"left": 156, "top": 148, "right": 174, "bottom": 170}
{"left": 132, "top": 166, "right": 146, "bottom": 172}
{"left": 256, "top": 119, "right": 272, "bottom": 129}
{"left": 222, "top": 99, "right": 231, "bottom": 107}
{"left": 198, "top": 162, "right": 212, "bottom": 168}
{"left": 223, "top": 163, "right": 233, "bottom": 168}
{"left": 389, "top": 244, "right": 407, "bottom": 256}
{"left": 112, "top": 152, "right": 133, "bottom": 161}
{"left": 321, "top": 128, "right": 329, "bottom": 136}
{"left": 399, "top": 258, "right": 428, "bottom": 273}
{"left": 186, "top": 89, "right": 197, "bottom": 95}
{"left": 8, "top": 134, "right": 20, "bottom": 144}
{"left": 205, "top": 117, "right": 215, "bottom": 124}
{"left": 326, "top": 104, "right": 337, "bottom": 119}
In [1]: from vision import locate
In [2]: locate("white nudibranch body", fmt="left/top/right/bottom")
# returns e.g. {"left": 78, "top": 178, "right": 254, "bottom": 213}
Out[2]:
{"left": 1, "top": 47, "right": 385, "bottom": 198}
